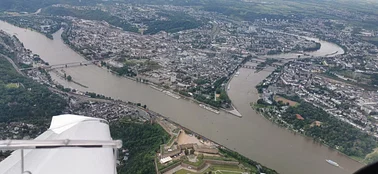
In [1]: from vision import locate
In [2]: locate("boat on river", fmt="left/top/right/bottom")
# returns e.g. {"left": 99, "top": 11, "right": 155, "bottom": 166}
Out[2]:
{"left": 150, "top": 85, "right": 163, "bottom": 92}
{"left": 150, "top": 85, "right": 180, "bottom": 99}
{"left": 199, "top": 104, "right": 220, "bottom": 114}
{"left": 163, "top": 91, "right": 181, "bottom": 100}
{"left": 326, "top": 159, "right": 339, "bottom": 167}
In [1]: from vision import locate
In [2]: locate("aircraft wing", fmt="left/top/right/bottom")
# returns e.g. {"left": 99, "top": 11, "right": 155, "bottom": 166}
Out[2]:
{"left": 0, "top": 114, "right": 120, "bottom": 174}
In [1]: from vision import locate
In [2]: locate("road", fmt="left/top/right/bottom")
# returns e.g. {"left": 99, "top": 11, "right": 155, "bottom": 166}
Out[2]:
{"left": 0, "top": 53, "right": 24, "bottom": 75}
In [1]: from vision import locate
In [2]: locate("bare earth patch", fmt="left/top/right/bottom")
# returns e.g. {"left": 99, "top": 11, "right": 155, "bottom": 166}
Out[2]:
{"left": 274, "top": 96, "right": 298, "bottom": 106}
{"left": 177, "top": 131, "right": 202, "bottom": 145}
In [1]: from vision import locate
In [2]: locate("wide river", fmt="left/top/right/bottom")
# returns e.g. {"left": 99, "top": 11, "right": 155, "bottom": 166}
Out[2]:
{"left": 0, "top": 21, "right": 363, "bottom": 174}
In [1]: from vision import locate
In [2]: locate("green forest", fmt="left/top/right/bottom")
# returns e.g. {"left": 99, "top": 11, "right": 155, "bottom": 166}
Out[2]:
{"left": 0, "top": 0, "right": 96, "bottom": 12}
{"left": 42, "top": 7, "right": 138, "bottom": 32}
{"left": 0, "top": 45, "right": 66, "bottom": 123}
{"left": 189, "top": 76, "right": 231, "bottom": 109}
{"left": 280, "top": 102, "right": 377, "bottom": 158}
{"left": 110, "top": 121, "right": 170, "bottom": 174}
{"left": 143, "top": 11, "right": 203, "bottom": 34}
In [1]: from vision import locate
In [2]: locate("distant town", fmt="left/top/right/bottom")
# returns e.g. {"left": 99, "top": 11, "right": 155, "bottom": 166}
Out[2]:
{"left": 1, "top": 3, "right": 326, "bottom": 111}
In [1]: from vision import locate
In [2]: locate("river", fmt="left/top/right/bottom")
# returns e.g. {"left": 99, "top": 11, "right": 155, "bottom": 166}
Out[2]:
{"left": 262, "top": 29, "right": 345, "bottom": 59}
{"left": 0, "top": 21, "right": 363, "bottom": 174}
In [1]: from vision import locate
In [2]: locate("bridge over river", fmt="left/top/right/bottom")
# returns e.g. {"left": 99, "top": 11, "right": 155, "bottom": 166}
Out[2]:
{"left": 20, "top": 60, "right": 97, "bottom": 71}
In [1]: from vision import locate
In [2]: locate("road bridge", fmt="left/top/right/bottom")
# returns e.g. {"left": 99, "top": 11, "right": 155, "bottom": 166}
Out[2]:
{"left": 242, "top": 63, "right": 281, "bottom": 69}
{"left": 241, "top": 65, "right": 277, "bottom": 72}
{"left": 20, "top": 60, "right": 98, "bottom": 71}
{"left": 250, "top": 57, "right": 297, "bottom": 63}
{"left": 249, "top": 59, "right": 266, "bottom": 63}
{"left": 242, "top": 65, "right": 257, "bottom": 69}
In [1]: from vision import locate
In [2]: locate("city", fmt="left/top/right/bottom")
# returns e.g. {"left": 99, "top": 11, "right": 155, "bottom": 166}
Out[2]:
{"left": 0, "top": 0, "right": 378, "bottom": 174}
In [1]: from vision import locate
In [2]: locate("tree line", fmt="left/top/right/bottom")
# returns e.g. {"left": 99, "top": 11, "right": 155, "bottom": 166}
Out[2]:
{"left": 281, "top": 102, "right": 377, "bottom": 158}
{"left": 0, "top": 52, "right": 67, "bottom": 123}
{"left": 110, "top": 121, "right": 170, "bottom": 174}
{"left": 143, "top": 11, "right": 204, "bottom": 34}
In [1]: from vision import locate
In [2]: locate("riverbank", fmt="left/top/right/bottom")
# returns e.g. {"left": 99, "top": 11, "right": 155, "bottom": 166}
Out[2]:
{"left": 251, "top": 100, "right": 371, "bottom": 166}
{"left": 0, "top": 18, "right": 56, "bottom": 39}
{"left": 224, "top": 68, "right": 243, "bottom": 117}
{"left": 148, "top": 108, "right": 277, "bottom": 174}
{"left": 61, "top": 27, "right": 92, "bottom": 61}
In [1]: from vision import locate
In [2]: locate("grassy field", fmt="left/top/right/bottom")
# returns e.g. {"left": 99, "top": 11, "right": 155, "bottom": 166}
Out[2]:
{"left": 251, "top": 102, "right": 272, "bottom": 110}
{"left": 173, "top": 128, "right": 181, "bottom": 134}
{"left": 203, "top": 165, "right": 245, "bottom": 174}
{"left": 220, "top": 172, "right": 243, "bottom": 174}
{"left": 183, "top": 156, "right": 204, "bottom": 167}
{"left": 5, "top": 83, "right": 19, "bottom": 89}
{"left": 203, "top": 155, "right": 238, "bottom": 162}
{"left": 167, "top": 135, "right": 177, "bottom": 147}
{"left": 350, "top": 156, "right": 366, "bottom": 164}
{"left": 175, "top": 169, "right": 197, "bottom": 174}
{"left": 274, "top": 96, "right": 298, "bottom": 106}
{"left": 176, "top": 165, "right": 245, "bottom": 174}
{"left": 362, "top": 148, "right": 378, "bottom": 164}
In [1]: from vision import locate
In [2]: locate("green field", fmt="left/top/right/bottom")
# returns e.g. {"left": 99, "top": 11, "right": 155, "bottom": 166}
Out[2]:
{"left": 175, "top": 165, "right": 245, "bottom": 174}
{"left": 167, "top": 135, "right": 177, "bottom": 147}
{"left": 5, "top": 83, "right": 19, "bottom": 89}
{"left": 361, "top": 148, "right": 378, "bottom": 164}
{"left": 175, "top": 169, "right": 197, "bottom": 174}
{"left": 183, "top": 156, "right": 204, "bottom": 167}
{"left": 203, "top": 156, "right": 237, "bottom": 161}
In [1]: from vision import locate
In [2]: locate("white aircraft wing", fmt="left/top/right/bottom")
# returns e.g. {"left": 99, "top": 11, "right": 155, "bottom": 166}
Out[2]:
{"left": 0, "top": 114, "right": 120, "bottom": 174}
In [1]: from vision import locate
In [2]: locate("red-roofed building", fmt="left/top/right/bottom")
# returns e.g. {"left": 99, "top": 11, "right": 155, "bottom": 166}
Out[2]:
{"left": 296, "top": 114, "right": 304, "bottom": 120}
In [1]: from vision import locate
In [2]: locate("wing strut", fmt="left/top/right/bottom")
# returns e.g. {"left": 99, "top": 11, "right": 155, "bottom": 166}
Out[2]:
{"left": 0, "top": 140, "right": 122, "bottom": 174}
